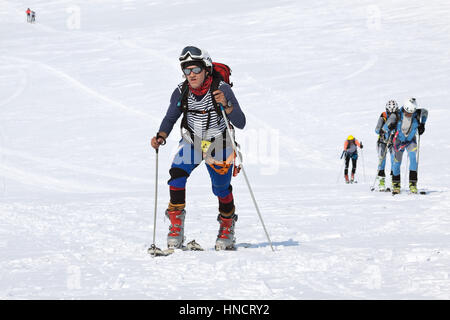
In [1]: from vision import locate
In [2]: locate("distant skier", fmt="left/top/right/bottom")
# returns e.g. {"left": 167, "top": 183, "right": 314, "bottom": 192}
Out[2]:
{"left": 26, "top": 8, "right": 31, "bottom": 23}
{"left": 374, "top": 100, "right": 399, "bottom": 191}
{"left": 387, "top": 98, "right": 428, "bottom": 194}
{"left": 150, "top": 46, "right": 246, "bottom": 250}
{"left": 342, "top": 135, "right": 363, "bottom": 183}
{"left": 31, "top": 11, "right": 36, "bottom": 23}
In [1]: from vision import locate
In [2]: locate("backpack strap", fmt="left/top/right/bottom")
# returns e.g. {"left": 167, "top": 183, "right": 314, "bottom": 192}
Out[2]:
{"left": 415, "top": 109, "right": 421, "bottom": 124}
{"left": 178, "top": 74, "right": 230, "bottom": 142}
{"left": 210, "top": 74, "right": 224, "bottom": 123}
{"left": 178, "top": 80, "right": 192, "bottom": 135}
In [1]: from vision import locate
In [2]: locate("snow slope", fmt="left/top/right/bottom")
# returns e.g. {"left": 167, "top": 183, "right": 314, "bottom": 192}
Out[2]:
{"left": 0, "top": 0, "right": 449, "bottom": 299}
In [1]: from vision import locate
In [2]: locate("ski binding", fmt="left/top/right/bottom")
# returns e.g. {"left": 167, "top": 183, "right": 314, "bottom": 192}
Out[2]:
{"left": 148, "top": 240, "right": 203, "bottom": 257}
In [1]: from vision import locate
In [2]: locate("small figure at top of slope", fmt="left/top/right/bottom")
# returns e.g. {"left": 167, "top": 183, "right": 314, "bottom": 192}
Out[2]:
{"left": 26, "top": 8, "right": 31, "bottom": 23}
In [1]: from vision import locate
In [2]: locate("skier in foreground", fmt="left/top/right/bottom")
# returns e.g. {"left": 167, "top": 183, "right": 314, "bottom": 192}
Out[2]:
{"left": 150, "top": 46, "right": 246, "bottom": 250}
{"left": 387, "top": 98, "right": 428, "bottom": 194}
{"left": 342, "top": 135, "right": 363, "bottom": 183}
{"left": 374, "top": 100, "right": 399, "bottom": 191}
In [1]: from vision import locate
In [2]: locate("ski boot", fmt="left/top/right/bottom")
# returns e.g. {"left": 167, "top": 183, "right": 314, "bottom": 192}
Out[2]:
{"left": 165, "top": 209, "right": 186, "bottom": 248}
{"left": 409, "top": 171, "right": 418, "bottom": 194}
{"left": 409, "top": 182, "right": 418, "bottom": 194}
{"left": 344, "top": 174, "right": 350, "bottom": 184}
{"left": 350, "top": 173, "right": 355, "bottom": 184}
{"left": 392, "top": 182, "right": 401, "bottom": 195}
{"left": 378, "top": 177, "right": 386, "bottom": 191}
{"left": 215, "top": 213, "right": 238, "bottom": 251}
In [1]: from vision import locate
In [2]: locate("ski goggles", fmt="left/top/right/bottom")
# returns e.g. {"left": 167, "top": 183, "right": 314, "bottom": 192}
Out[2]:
{"left": 182, "top": 66, "right": 203, "bottom": 76}
{"left": 179, "top": 46, "right": 204, "bottom": 61}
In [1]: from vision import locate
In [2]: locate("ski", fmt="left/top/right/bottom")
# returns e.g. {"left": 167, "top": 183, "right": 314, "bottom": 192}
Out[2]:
{"left": 148, "top": 240, "right": 204, "bottom": 257}
{"left": 214, "top": 242, "right": 255, "bottom": 251}
{"left": 391, "top": 190, "right": 427, "bottom": 196}
{"left": 408, "top": 191, "right": 427, "bottom": 195}
{"left": 370, "top": 187, "right": 390, "bottom": 192}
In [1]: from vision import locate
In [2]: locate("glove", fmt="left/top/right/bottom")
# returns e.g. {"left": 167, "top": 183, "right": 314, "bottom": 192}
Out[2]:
{"left": 418, "top": 123, "right": 425, "bottom": 135}
{"left": 360, "top": 142, "right": 363, "bottom": 149}
{"left": 379, "top": 129, "right": 385, "bottom": 138}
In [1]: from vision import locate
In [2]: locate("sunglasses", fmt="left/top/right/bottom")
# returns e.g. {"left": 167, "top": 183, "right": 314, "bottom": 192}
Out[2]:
{"left": 183, "top": 66, "right": 203, "bottom": 75}
{"left": 179, "top": 46, "right": 203, "bottom": 61}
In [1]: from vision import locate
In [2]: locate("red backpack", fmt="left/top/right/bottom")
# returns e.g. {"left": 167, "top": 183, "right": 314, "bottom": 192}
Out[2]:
{"left": 212, "top": 62, "right": 233, "bottom": 87}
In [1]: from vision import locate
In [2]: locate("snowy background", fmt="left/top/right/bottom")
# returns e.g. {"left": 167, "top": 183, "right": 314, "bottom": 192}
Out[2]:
{"left": 0, "top": 0, "right": 449, "bottom": 299}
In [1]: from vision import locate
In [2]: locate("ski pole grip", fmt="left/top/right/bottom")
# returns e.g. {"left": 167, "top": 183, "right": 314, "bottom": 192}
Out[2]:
{"left": 156, "top": 132, "right": 166, "bottom": 145}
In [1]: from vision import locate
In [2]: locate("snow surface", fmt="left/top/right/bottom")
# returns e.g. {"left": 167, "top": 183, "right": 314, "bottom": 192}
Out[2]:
{"left": 1, "top": 0, "right": 449, "bottom": 299}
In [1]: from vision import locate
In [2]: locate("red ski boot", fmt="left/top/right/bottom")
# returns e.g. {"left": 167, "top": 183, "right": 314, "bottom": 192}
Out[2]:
{"left": 215, "top": 213, "right": 238, "bottom": 251}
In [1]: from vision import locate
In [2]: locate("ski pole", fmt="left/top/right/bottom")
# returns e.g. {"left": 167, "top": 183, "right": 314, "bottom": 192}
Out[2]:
{"left": 404, "top": 152, "right": 409, "bottom": 188}
{"left": 149, "top": 148, "right": 159, "bottom": 254}
{"left": 361, "top": 148, "right": 366, "bottom": 183}
{"left": 219, "top": 104, "right": 274, "bottom": 252}
{"left": 416, "top": 134, "right": 421, "bottom": 173}
{"left": 336, "top": 156, "right": 345, "bottom": 184}
{"left": 370, "top": 132, "right": 392, "bottom": 191}
{"left": 371, "top": 143, "right": 387, "bottom": 191}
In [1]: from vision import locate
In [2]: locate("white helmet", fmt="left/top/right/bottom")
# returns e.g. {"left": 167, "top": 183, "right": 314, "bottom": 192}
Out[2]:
{"left": 179, "top": 46, "right": 213, "bottom": 72}
{"left": 403, "top": 97, "right": 418, "bottom": 113}
{"left": 385, "top": 100, "right": 398, "bottom": 113}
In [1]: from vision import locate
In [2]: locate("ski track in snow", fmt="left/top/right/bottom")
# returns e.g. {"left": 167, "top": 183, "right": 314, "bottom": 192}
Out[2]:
{"left": 1, "top": 0, "right": 450, "bottom": 299}
{"left": 1, "top": 55, "right": 156, "bottom": 121}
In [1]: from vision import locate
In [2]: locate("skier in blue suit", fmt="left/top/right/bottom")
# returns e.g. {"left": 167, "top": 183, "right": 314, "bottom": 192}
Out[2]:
{"left": 385, "top": 98, "right": 428, "bottom": 194}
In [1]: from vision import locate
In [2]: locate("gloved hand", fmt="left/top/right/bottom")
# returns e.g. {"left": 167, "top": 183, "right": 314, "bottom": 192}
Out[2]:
{"left": 379, "top": 128, "right": 385, "bottom": 138}
{"left": 418, "top": 123, "right": 425, "bottom": 135}
{"left": 360, "top": 142, "right": 363, "bottom": 149}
